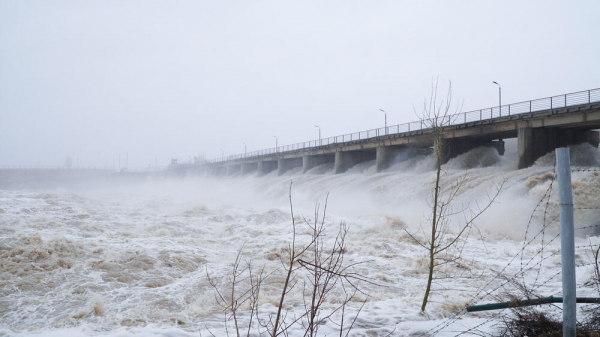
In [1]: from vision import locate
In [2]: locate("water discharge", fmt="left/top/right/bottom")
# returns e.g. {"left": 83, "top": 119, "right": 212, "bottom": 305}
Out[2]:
{"left": 1, "top": 145, "right": 599, "bottom": 336}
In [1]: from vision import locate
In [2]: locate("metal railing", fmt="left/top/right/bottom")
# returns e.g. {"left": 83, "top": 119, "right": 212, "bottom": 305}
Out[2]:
{"left": 210, "top": 88, "right": 600, "bottom": 163}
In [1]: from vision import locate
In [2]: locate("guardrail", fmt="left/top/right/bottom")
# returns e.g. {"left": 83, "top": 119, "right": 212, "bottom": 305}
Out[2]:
{"left": 210, "top": 88, "right": 600, "bottom": 163}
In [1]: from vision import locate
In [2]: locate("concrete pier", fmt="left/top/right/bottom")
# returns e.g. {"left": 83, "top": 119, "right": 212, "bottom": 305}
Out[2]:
{"left": 302, "top": 154, "right": 334, "bottom": 173}
{"left": 375, "top": 146, "right": 425, "bottom": 172}
{"left": 518, "top": 128, "right": 599, "bottom": 168}
{"left": 257, "top": 160, "right": 277, "bottom": 176}
{"left": 334, "top": 150, "right": 376, "bottom": 174}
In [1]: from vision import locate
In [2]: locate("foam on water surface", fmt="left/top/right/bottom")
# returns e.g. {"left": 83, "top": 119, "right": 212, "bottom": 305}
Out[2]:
{"left": 1, "top": 145, "right": 600, "bottom": 336}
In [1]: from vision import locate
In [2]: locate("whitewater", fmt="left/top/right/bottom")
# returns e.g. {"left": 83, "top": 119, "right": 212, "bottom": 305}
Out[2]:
{"left": 1, "top": 144, "right": 600, "bottom": 336}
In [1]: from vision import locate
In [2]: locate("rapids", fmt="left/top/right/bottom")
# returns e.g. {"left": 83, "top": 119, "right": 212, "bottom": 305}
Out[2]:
{"left": 1, "top": 144, "right": 599, "bottom": 336}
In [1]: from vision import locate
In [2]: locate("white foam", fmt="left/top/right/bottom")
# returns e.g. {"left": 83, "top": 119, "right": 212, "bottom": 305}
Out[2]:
{"left": 1, "top": 147, "right": 599, "bottom": 336}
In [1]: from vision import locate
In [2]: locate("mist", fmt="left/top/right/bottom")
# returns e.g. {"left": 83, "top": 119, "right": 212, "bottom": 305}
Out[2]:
{"left": 2, "top": 1, "right": 600, "bottom": 335}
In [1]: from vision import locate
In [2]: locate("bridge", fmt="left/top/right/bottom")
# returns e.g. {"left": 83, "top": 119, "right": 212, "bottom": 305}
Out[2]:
{"left": 193, "top": 88, "right": 600, "bottom": 176}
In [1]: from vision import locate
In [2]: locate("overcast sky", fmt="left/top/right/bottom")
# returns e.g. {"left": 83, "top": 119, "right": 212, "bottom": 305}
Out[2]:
{"left": 1, "top": 1, "right": 599, "bottom": 169}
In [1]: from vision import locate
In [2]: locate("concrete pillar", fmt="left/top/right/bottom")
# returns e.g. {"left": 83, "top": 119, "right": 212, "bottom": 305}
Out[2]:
{"left": 376, "top": 146, "right": 393, "bottom": 172}
{"left": 257, "top": 160, "right": 278, "bottom": 176}
{"left": 302, "top": 154, "right": 334, "bottom": 173}
{"left": 334, "top": 150, "right": 376, "bottom": 174}
{"left": 241, "top": 162, "right": 258, "bottom": 175}
{"left": 518, "top": 128, "right": 599, "bottom": 169}
{"left": 277, "top": 158, "right": 303, "bottom": 176}
{"left": 375, "top": 146, "right": 420, "bottom": 172}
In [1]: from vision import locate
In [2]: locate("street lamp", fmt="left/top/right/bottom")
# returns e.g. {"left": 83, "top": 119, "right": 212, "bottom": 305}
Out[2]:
{"left": 315, "top": 125, "right": 321, "bottom": 145}
{"left": 380, "top": 109, "right": 387, "bottom": 135}
{"left": 273, "top": 136, "right": 278, "bottom": 151}
{"left": 493, "top": 81, "right": 502, "bottom": 117}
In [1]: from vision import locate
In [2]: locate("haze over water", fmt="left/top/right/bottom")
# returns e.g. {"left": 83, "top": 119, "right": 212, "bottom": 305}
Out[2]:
{"left": 1, "top": 2, "right": 599, "bottom": 335}
{"left": 1, "top": 145, "right": 600, "bottom": 336}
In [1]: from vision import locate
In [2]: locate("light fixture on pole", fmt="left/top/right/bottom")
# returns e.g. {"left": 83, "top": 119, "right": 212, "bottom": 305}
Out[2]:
{"left": 380, "top": 109, "right": 387, "bottom": 135}
{"left": 493, "top": 81, "right": 502, "bottom": 117}
{"left": 315, "top": 125, "right": 321, "bottom": 145}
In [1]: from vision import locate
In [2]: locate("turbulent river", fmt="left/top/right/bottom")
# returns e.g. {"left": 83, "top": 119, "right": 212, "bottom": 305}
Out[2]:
{"left": 1, "top": 145, "right": 600, "bottom": 336}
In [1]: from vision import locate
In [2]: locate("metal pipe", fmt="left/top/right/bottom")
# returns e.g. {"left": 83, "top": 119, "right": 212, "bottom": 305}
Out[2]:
{"left": 557, "top": 147, "right": 576, "bottom": 337}
{"left": 467, "top": 297, "right": 600, "bottom": 312}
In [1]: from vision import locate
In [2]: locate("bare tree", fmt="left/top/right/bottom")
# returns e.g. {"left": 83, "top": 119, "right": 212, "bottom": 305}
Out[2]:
{"left": 206, "top": 248, "right": 266, "bottom": 337}
{"left": 206, "top": 183, "right": 374, "bottom": 336}
{"left": 297, "top": 196, "right": 371, "bottom": 336}
{"left": 269, "top": 185, "right": 370, "bottom": 336}
{"left": 405, "top": 79, "right": 504, "bottom": 312}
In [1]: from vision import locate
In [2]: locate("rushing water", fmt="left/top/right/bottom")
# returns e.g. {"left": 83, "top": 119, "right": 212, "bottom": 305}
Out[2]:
{"left": 1, "top": 145, "right": 600, "bottom": 336}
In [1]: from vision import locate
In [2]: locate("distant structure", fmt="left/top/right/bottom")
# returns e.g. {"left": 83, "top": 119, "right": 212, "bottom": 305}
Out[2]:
{"left": 175, "top": 88, "right": 600, "bottom": 176}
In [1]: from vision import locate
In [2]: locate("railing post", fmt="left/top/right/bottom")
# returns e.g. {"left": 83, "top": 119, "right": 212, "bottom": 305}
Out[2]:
{"left": 464, "top": 113, "right": 466, "bottom": 123}
{"left": 530, "top": 101, "right": 532, "bottom": 112}
{"left": 565, "top": 94, "right": 567, "bottom": 107}
{"left": 508, "top": 105, "right": 511, "bottom": 116}
{"left": 408, "top": 123, "right": 410, "bottom": 132}
{"left": 480, "top": 109, "right": 482, "bottom": 120}
{"left": 589, "top": 90, "right": 591, "bottom": 104}
{"left": 551, "top": 97, "right": 553, "bottom": 109}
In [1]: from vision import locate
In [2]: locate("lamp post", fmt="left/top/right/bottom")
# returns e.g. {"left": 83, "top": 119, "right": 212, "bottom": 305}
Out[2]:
{"left": 273, "top": 136, "right": 278, "bottom": 152}
{"left": 380, "top": 109, "right": 387, "bottom": 135}
{"left": 493, "top": 81, "right": 502, "bottom": 117}
{"left": 315, "top": 125, "right": 321, "bottom": 145}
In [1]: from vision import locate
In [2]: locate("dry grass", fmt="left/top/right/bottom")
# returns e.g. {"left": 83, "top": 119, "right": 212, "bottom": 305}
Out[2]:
{"left": 499, "top": 307, "right": 600, "bottom": 336}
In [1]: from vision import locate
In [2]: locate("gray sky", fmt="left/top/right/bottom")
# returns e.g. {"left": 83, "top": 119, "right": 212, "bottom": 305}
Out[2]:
{"left": 1, "top": 1, "right": 599, "bottom": 169}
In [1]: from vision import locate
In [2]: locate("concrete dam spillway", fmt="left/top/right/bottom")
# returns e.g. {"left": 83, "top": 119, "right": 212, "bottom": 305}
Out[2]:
{"left": 176, "top": 88, "right": 600, "bottom": 177}
{"left": 198, "top": 89, "right": 600, "bottom": 176}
